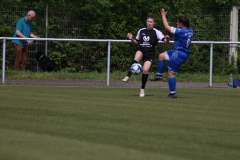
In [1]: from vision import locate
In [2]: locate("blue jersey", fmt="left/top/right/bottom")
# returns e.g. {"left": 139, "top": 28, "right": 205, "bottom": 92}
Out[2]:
{"left": 12, "top": 17, "right": 33, "bottom": 46}
{"left": 170, "top": 27, "right": 194, "bottom": 54}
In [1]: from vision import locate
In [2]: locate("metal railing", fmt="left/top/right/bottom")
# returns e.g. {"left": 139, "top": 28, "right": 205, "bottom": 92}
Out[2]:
{"left": 1, "top": 37, "right": 240, "bottom": 87}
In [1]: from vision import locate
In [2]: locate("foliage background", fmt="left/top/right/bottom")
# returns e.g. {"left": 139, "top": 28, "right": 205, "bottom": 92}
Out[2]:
{"left": 0, "top": 0, "right": 240, "bottom": 74}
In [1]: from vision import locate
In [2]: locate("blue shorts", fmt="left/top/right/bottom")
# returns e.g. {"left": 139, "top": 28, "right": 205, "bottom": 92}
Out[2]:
{"left": 166, "top": 49, "right": 188, "bottom": 73}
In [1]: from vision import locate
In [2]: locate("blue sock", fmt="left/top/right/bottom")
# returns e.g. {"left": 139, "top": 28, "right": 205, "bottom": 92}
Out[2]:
{"left": 157, "top": 60, "right": 165, "bottom": 74}
{"left": 168, "top": 77, "right": 176, "bottom": 93}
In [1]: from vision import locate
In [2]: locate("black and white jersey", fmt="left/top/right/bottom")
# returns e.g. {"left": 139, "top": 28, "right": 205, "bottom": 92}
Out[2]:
{"left": 135, "top": 28, "right": 165, "bottom": 53}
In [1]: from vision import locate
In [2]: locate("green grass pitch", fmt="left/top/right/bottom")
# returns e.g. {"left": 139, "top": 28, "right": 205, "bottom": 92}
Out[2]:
{"left": 0, "top": 85, "right": 239, "bottom": 160}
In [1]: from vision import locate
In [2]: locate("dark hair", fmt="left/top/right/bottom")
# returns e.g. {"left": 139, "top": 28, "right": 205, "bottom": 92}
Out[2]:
{"left": 147, "top": 12, "right": 155, "bottom": 21}
{"left": 178, "top": 16, "right": 190, "bottom": 28}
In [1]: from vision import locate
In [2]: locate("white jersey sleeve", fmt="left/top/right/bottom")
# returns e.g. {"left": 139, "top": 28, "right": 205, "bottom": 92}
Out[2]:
{"left": 155, "top": 29, "right": 165, "bottom": 41}
{"left": 135, "top": 28, "right": 144, "bottom": 40}
{"left": 170, "top": 27, "right": 176, "bottom": 34}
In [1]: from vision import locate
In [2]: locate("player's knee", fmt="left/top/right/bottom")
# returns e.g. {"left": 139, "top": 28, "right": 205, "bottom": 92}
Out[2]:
{"left": 168, "top": 70, "right": 176, "bottom": 77}
{"left": 142, "top": 67, "right": 150, "bottom": 74}
{"left": 159, "top": 53, "right": 165, "bottom": 60}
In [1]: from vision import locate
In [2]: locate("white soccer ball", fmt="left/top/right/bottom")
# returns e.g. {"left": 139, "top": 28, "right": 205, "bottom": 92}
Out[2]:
{"left": 130, "top": 63, "right": 142, "bottom": 75}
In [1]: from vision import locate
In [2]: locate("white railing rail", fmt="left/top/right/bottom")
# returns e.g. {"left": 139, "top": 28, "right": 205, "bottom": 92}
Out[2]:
{"left": 1, "top": 37, "right": 240, "bottom": 87}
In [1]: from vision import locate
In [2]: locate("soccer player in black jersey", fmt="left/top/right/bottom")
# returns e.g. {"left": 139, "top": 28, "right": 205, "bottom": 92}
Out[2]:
{"left": 122, "top": 12, "right": 169, "bottom": 97}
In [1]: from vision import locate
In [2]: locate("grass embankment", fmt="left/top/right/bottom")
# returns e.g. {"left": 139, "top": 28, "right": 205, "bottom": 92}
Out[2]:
{"left": 1, "top": 70, "right": 231, "bottom": 83}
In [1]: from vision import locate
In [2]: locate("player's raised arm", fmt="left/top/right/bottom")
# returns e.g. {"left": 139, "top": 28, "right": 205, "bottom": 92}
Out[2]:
{"left": 161, "top": 8, "right": 172, "bottom": 32}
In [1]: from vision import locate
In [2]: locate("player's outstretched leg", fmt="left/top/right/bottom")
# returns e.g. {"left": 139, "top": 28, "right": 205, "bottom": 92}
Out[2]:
{"left": 122, "top": 76, "right": 130, "bottom": 82}
{"left": 167, "top": 77, "right": 177, "bottom": 98}
{"left": 122, "top": 60, "right": 139, "bottom": 82}
{"left": 149, "top": 60, "right": 165, "bottom": 81}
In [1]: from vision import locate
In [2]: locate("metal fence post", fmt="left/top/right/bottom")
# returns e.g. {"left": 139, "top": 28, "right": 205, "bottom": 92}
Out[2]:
{"left": 107, "top": 41, "right": 111, "bottom": 86}
{"left": 209, "top": 42, "right": 213, "bottom": 87}
{"left": 2, "top": 39, "right": 6, "bottom": 84}
{"left": 35, "top": 41, "right": 39, "bottom": 71}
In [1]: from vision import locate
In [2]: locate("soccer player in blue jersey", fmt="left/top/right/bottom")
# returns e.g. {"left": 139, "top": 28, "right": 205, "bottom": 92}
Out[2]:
{"left": 149, "top": 8, "right": 194, "bottom": 98}
{"left": 122, "top": 13, "right": 169, "bottom": 97}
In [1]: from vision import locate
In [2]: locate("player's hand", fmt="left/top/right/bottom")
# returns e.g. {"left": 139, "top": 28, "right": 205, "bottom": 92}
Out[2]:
{"left": 165, "top": 35, "right": 170, "bottom": 43}
{"left": 161, "top": 8, "right": 168, "bottom": 16}
{"left": 27, "top": 40, "right": 33, "bottom": 45}
{"left": 127, "top": 33, "right": 133, "bottom": 40}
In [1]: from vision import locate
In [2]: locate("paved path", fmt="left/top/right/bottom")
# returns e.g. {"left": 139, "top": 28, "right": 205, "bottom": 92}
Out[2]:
{"left": 1, "top": 79, "right": 228, "bottom": 88}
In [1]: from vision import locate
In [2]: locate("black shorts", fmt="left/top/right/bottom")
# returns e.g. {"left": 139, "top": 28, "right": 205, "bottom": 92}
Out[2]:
{"left": 137, "top": 50, "right": 155, "bottom": 63}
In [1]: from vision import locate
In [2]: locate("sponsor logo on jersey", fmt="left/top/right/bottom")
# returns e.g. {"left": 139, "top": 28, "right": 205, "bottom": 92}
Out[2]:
{"left": 143, "top": 36, "right": 150, "bottom": 41}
